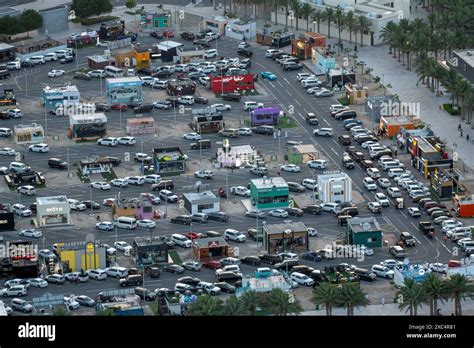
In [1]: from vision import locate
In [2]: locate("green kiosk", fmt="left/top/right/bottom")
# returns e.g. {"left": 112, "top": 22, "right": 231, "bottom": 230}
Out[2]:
{"left": 250, "top": 177, "right": 289, "bottom": 210}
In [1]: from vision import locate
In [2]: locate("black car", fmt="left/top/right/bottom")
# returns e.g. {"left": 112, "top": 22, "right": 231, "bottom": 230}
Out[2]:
{"left": 259, "top": 254, "right": 283, "bottom": 265}
{"left": 338, "top": 135, "right": 352, "bottom": 145}
{"left": 190, "top": 140, "right": 211, "bottom": 150}
{"left": 81, "top": 200, "right": 100, "bottom": 210}
{"left": 153, "top": 70, "right": 171, "bottom": 78}
{"left": 400, "top": 231, "right": 416, "bottom": 247}
{"left": 170, "top": 215, "right": 192, "bottom": 225}
{"left": 134, "top": 287, "right": 156, "bottom": 301}
{"left": 247, "top": 228, "right": 264, "bottom": 241}
{"left": 353, "top": 268, "right": 376, "bottom": 282}
{"left": 275, "top": 259, "right": 299, "bottom": 271}
{"left": 74, "top": 72, "right": 91, "bottom": 80}
{"left": 119, "top": 275, "right": 143, "bottom": 287}
{"left": 207, "top": 211, "right": 229, "bottom": 222}
{"left": 177, "top": 276, "right": 201, "bottom": 287}
{"left": 48, "top": 157, "right": 68, "bottom": 170}
{"left": 240, "top": 256, "right": 261, "bottom": 266}
{"left": 287, "top": 207, "right": 304, "bottom": 216}
{"left": 137, "top": 68, "right": 153, "bottom": 75}
{"left": 301, "top": 252, "right": 322, "bottom": 262}
{"left": 216, "top": 271, "right": 242, "bottom": 284}
{"left": 180, "top": 32, "right": 195, "bottom": 40}
{"left": 144, "top": 266, "right": 161, "bottom": 278}
{"left": 287, "top": 182, "right": 306, "bottom": 193}
{"left": 193, "top": 39, "right": 211, "bottom": 47}
{"left": 222, "top": 92, "right": 241, "bottom": 102}
{"left": 291, "top": 265, "right": 315, "bottom": 275}
{"left": 60, "top": 55, "right": 74, "bottom": 64}
{"left": 150, "top": 31, "right": 164, "bottom": 39}
{"left": 134, "top": 103, "right": 154, "bottom": 113}
{"left": 302, "top": 205, "right": 321, "bottom": 215}
{"left": 237, "top": 48, "right": 253, "bottom": 57}
{"left": 188, "top": 72, "right": 206, "bottom": 80}
{"left": 214, "top": 282, "right": 236, "bottom": 294}
{"left": 29, "top": 203, "right": 37, "bottom": 214}
{"left": 162, "top": 264, "right": 185, "bottom": 274}
{"left": 194, "top": 96, "right": 208, "bottom": 104}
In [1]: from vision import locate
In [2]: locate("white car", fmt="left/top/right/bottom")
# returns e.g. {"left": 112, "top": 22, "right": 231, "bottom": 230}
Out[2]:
{"left": 140, "top": 193, "right": 161, "bottom": 205}
{"left": 111, "top": 178, "right": 128, "bottom": 188}
{"left": 430, "top": 263, "right": 447, "bottom": 274}
{"left": 243, "top": 101, "right": 264, "bottom": 111}
{"left": 387, "top": 186, "right": 402, "bottom": 198}
{"left": 183, "top": 132, "right": 201, "bottom": 140}
{"left": 4, "top": 279, "right": 29, "bottom": 289}
{"left": 291, "top": 272, "right": 314, "bottom": 286}
{"left": 117, "top": 136, "right": 136, "bottom": 145}
{"left": 144, "top": 174, "right": 161, "bottom": 184}
{"left": 204, "top": 49, "right": 218, "bottom": 59}
{"left": 88, "top": 69, "right": 106, "bottom": 78}
{"left": 377, "top": 178, "right": 391, "bottom": 189}
{"left": 269, "top": 209, "right": 289, "bottom": 218}
{"left": 313, "top": 128, "right": 334, "bottom": 137}
{"left": 224, "top": 229, "right": 246, "bottom": 242}
{"left": 314, "top": 89, "right": 334, "bottom": 98}
{"left": 297, "top": 73, "right": 316, "bottom": 81}
{"left": 95, "top": 222, "right": 114, "bottom": 231}
{"left": 230, "top": 186, "right": 250, "bottom": 197}
{"left": 238, "top": 42, "right": 249, "bottom": 49}
{"left": 197, "top": 282, "right": 221, "bottom": 295}
{"left": 97, "top": 137, "right": 118, "bottom": 146}
{"left": 17, "top": 185, "right": 35, "bottom": 196}
{"left": 363, "top": 177, "right": 377, "bottom": 191}
{"left": 368, "top": 201, "right": 382, "bottom": 213}
{"left": 194, "top": 170, "right": 214, "bottom": 179}
{"left": 90, "top": 182, "right": 111, "bottom": 190}
{"left": 28, "top": 143, "right": 49, "bottom": 153}
{"left": 27, "top": 278, "right": 48, "bottom": 288}
{"left": 238, "top": 127, "right": 252, "bottom": 136}
{"left": 0, "top": 147, "right": 16, "bottom": 156}
{"left": 441, "top": 220, "right": 463, "bottom": 233}
{"left": 210, "top": 103, "right": 231, "bottom": 111}
{"left": 371, "top": 265, "right": 394, "bottom": 279}
{"left": 48, "top": 69, "right": 65, "bottom": 77}
{"left": 375, "top": 192, "right": 390, "bottom": 207}
{"left": 12, "top": 204, "right": 32, "bottom": 217}
{"left": 280, "top": 164, "right": 301, "bottom": 172}
{"left": 320, "top": 203, "right": 340, "bottom": 214}
{"left": 137, "top": 219, "right": 156, "bottom": 228}
{"left": 87, "top": 269, "right": 108, "bottom": 280}
{"left": 64, "top": 296, "right": 80, "bottom": 310}
{"left": 361, "top": 141, "right": 379, "bottom": 149}
{"left": 407, "top": 207, "right": 421, "bottom": 217}
{"left": 307, "top": 159, "right": 327, "bottom": 169}
{"left": 114, "top": 241, "right": 132, "bottom": 253}
{"left": 19, "top": 229, "right": 42, "bottom": 238}
{"left": 68, "top": 199, "right": 86, "bottom": 211}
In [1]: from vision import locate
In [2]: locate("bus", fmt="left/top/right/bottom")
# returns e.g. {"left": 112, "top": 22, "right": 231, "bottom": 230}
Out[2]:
{"left": 105, "top": 65, "right": 124, "bottom": 78}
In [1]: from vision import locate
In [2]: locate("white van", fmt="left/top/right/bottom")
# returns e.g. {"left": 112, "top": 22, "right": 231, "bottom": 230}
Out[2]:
{"left": 114, "top": 217, "right": 137, "bottom": 230}
{"left": 28, "top": 56, "right": 45, "bottom": 64}
{"left": 105, "top": 267, "right": 128, "bottom": 278}
{"left": 0, "top": 128, "right": 12, "bottom": 137}
{"left": 387, "top": 168, "right": 405, "bottom": 178}
{"left": 44, "top": 52, "right": 58, "bottom": 62}
{"left": 177, "top": 96, "right": 194, "bottom": 105}
{"left": 301, "top": 178, "right": 318, "bottom": 190}
{"left": 105, "top": 65, "right": 124, "bottom": 78}
{"left": 6, "top": 60, "right": 20, "bottom": 70}
{"left": 171, "top": 234, "right": 192, "bottom": 248}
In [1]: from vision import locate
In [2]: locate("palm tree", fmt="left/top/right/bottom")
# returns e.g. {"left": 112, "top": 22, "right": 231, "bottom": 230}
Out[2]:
{"left": 222, "top": 295, "right": 250, "bottom": 315}
{"left": 290, "top": 0, "right": 302, "bottom": 30}
{"left": 260, "top": 288, "right": 303, "bottom": 316}
{"left": 446, "top": 274, "right": 474, "bottom": 316}
{"left": 443, "top": 69, "right": 463, "bottom": 105}
{"left": 380, "top": 21, "right": 398, "bottom": 56}
{"left": 344, "top": 10, "right": 356, "bottom": 44}
{"left": 397, "top": 278, "right": 426, "bottom": 316}
{"left": 415, "top": 52, "right": 432, "bottom": 86}
{"left": 333, "top": 7, "right": 346, "bottom": 44}
{"left": 355, "top": 15, "right": 371, "bottom": 46}
{"left": 300, "top": 2, "right": 314, "bottom": 32}
{"left": 240, "top": 289, "right": 261, "bottom": 315}
{"left": 323, "top": 7, "right": 334, "bottom": 38}
{"left": 431, "top": 61, "right": 446, "bottom": 96}
{"left": 463, "top": 89, "right": 474, "bottom": 124}
{"left": 338, "top": 283, "right": 370, "bottom": 316}
{"left": 187, "top": 295, "right": 224, "bottom": 316}
{"left": 311, "top": 9, "right": 324, "bottom": 34}
{"left": 422, "top": 273, "right": 449, "bottom": 315}
{"left": 312, "top": 282, "right": 341, "bottom": 316}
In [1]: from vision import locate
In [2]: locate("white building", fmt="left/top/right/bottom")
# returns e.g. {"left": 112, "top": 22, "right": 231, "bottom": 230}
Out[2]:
{"left": 36, "top": 196, "right": 71, "bottom": 227}
{"left": 317, "top": 171, "right": 352, "bottom": 203}
{"left": 272, "top": 0, "right": 411, "bottom": 46}
{"left": 42, "top": 85, "right": 80, "bottom": 109}
{"left": 182, "top": 191, "right": 220, "bottom": 215}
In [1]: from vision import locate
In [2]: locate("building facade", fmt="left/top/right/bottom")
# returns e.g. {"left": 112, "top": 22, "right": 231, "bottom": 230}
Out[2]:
{"left": 183, "top": 191, "right": 220, "bottom": 215}
{"left": 250, "top": 177, "right": 289, "bottom": 210}
{"left": 106, "top": 77, "right": 143, "bottom": 105}
{"left": 347, "top": 217, "right": 383, "bottom": 248}
{"left": 317, "top": 172, "right": 352, "bottom": 203}
{"left": 36, "top": 196, "right": 71, "bottom": 227}
{"left": 263, "top": 222, "right": 309, "bottom": 254}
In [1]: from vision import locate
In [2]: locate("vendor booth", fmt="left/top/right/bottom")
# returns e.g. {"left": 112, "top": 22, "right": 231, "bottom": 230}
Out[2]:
{"left": 380, "top": 115, "right": 415, "bottom": 138}
{"left": 167, "top": 78, "right": 196, "bottom": 96}
{"left": 217, "top": 144, "right": 258, "bottom": 168}
{"left": 210, "top": 74, "right": 254, "bottom": 94}
{"left": 14, "top": 124, "right": 45, "bottom": 144}
{"left": 250, "top": 177, "right": 289, "bottom": 210}
{"left": 58, "top": 241, "right": 106, "bottom": 272}
{"left": 191, "top": 114, "right": 224, "bottom": 133}
{"left": 318, "top": 172, "right": 352, "bottom": 204}
{"left": 263, "top": 222, "right": 309, "bottom": 254}
{"left": 292, "top": 32, "right": 326, "bottom": 60}
{"left": 79, "top": 156, "right": 114, "bottom": 175}
{"left": 36, "top": 196, "right": 71, "bottom": 227}
{"left": 153, "top": 147, "right": 186, "bottom": 176}
{"left": 286, "top": 144, "right": 318, "bottom": 165}
{"left": 226, "top": 19, "right": 256, "bottom": 40}
{"left": 126, "top": 117, "right": 156, "bottom": 135}
{"left": 69, "top": 113, "right": 107, "bottom": 140}
{"left": 205, "top": 16, "right": 229, "bottom": 35}
{"left": 183, "top": 191, "right": 220, "bottom": 215}
{"left": 347, "top": 217, "right": 383, "bottom": 248}
{"left": 192, "top": 237, "right": 232, "bottom": 261}
{"left": 42, "top": 85, "right": 80, "bottom": 109}
{"left": 107, "top": 77, "right": 143, "bottom": 105}
{"left": 176, "top": 45, "right": 205, "bottom": 64}
{"left": 312, "top": 46, "right": 336, "bottom": 74}
{"left": 250, "top": 107, "right": 279, "bottom": 126}
{"left": 133, "top": 236, "right": 169, "bottom": 267}
{"left": 328, "top": 69, "right": 356, "bottom": 88}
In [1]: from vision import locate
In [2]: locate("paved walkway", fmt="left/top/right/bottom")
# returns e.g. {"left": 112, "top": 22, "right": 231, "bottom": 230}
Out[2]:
{"left": 302, "top": 298, "right": 474, "bottom": 316}
{"left": 357, "top": 45, "right": 474, "bottom": 169}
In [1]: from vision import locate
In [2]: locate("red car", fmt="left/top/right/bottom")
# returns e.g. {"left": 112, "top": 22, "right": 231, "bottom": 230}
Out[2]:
{"left": 202, "top": 260, "right": 221, "bottom": 270}
{"left": 163, "top": 30, "right": 174, "bottom": 38}
{"left": 111, "top": 103, "right": 128, "bottom": 111}
{"left": 102, "top": 198, "right": 116, "bottom": 207}
{"left": 184, "top": 232, "right": 203, "bottom": 240}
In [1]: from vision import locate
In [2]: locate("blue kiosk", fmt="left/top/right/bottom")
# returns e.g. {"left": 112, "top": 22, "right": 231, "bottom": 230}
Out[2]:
{"left": 106, "top": 77, "right": 143, "bottom": 105}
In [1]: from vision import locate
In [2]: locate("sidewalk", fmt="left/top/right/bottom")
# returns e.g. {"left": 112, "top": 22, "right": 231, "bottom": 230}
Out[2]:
{"left": 301, "top": 298, "right": 474, "bottom": 316}
{"left": 356, "top": 45, "right": 474, "bottom": 170}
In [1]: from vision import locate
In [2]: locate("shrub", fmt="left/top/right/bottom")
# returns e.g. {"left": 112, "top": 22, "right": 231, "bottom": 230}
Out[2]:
{"left": 443, "top": 103, "right": 461, "bottom": 115}
{"left": 80, "top": 15, "right": 118, "bottom": 26}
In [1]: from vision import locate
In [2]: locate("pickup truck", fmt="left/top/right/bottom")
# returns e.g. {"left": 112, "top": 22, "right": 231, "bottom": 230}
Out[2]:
{"left": 419, "top": 221, "right": 435, "bottom": 238}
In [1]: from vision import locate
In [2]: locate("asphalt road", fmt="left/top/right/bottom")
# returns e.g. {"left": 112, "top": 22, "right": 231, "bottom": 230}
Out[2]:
{"left": 0, "top": 33, "right": 455, "bottom": 305}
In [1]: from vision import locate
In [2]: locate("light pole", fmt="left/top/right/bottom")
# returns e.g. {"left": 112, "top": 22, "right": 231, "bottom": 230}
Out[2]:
{"left": 119, "top": 107, "right": 123, "bottom": 131}
{"left": 141, "top": 142, "right": 144, "bottom": 174}
{"left": 89, "top": 184, "right": 93, "bottom": 215}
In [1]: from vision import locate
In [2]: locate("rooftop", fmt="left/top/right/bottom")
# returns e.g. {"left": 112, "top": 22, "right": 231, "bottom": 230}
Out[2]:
{"left": 156, "top": 40, "right": 183, "bottom": 50}
{"left": 183, "top": 191, "right": 219, "bottom": 202}
{"left": 193, "top": 236, "right": 228, "bottom": 248}
{"left": 263, "top": 222, "right": 308, "bottom": 235}
{"left": 348, "top": 217, "right": 381, "bottom": 233}
{"left": 414, "top": 136, "right": 438, "bottom": 153}
{"left": 0, "top": 43, "right": 15, "bottom": 52}
{"left": 454, "top": 50, "right": 474, "bottom": 68}
{"left": 10, "top": 0, "right": 71, "bottom": 12}
{"left": 133, "top": 236, "right": 167, "bottom": 247}
{"left": 293, "top": 144, "right": 317, "bottom": 154}
{"left": 251, "top": 177, "right": 288, "bottom": 189}
{"left": 87, "top": 54, "right": 111, "bottom": 63}
{"left": 43, "top": 85, "right": 79, "bottom": 93}
{"left": 318, "top": 172, "right": 349, "bottom": 181}
{"left": 70, "top": 113, "right": 107, "bottom": 124}
{"left": 105, "top": 76, "right": 142, "bottom": 84}
{"left": 381, "top": 115, "right": 414, "bottom": 125}
{"left": 36, "top": 196, "right": 68, "bottom": 205}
